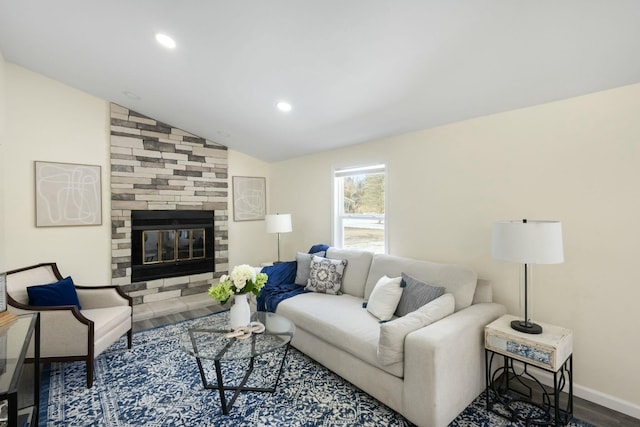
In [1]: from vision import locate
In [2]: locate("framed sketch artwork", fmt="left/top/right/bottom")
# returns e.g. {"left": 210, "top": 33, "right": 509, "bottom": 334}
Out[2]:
{"left": 232, "top": 176, "right": 266, "bottom": 221}
{"left": 35, "top": 161, "right": 102, "bottom": 227}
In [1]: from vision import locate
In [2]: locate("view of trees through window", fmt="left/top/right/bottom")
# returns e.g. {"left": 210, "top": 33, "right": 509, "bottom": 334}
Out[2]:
{"left": 343, "top": 174, "right": 385, "bottom": 215}
{"left": 334, "top": 165, "right": 385, "bottom": 253}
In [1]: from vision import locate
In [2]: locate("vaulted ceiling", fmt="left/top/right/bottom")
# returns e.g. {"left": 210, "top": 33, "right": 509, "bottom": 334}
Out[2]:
{"left": 1, "top": 1, "right": 640, "bottom": 161}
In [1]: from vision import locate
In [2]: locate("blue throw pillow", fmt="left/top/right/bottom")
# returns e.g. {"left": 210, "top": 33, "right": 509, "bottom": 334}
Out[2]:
{"left": 27, "top": 276, "right": 82, "bottom": 310}
{"left": 308, "top": 243, "right": 330, "bottom": 254}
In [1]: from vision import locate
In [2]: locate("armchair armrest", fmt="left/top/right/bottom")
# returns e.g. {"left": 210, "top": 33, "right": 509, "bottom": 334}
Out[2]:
{"left": 8, "top": 303, "right": 92, "bottom": 358}
{"left": 402, "top": 302, "right": 507, "bottom": 427}
{"left": 75, "top": 285, "right": 132, "bottom": 309}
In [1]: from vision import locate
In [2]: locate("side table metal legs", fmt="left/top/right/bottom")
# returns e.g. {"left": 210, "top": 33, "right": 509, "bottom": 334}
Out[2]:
{"left": 194, "top": 344, "right": 290, "bottom": 415}
{"left": 485, "top": 349, "right": 573, "bottom": 426}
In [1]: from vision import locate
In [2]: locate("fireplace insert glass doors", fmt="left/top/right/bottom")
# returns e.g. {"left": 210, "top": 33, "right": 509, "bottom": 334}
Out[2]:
{"left": 131, "top": 210, "right": 214, "bottom": 282}
{"left": 142, "top": 229, "right": 206, "bottom": 264}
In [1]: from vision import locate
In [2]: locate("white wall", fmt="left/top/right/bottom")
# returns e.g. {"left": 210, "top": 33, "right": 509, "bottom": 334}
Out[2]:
{"left": 0, "top": 52, "right": 6, "bottom": 272}
{"left": 227, "top": 149, "right": 274, "bottom": 267}
{"left": 3, "top": 63, "right": 111, "bottom": 283}
{"left": 270, "top": 83, "right": 640, "bottom": 415}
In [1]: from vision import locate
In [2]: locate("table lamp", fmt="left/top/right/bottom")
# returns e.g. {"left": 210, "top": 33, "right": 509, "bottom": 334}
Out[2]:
{"left": 265, "top": 213, "right": 292, "bottom": 263}
{"left": 492, "top": 219, "right": 564, "bottom": 334}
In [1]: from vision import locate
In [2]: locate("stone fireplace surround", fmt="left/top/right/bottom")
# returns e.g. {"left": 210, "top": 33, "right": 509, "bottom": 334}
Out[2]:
{"left": 109, "top": 103, "right": 228, "bottom": 315}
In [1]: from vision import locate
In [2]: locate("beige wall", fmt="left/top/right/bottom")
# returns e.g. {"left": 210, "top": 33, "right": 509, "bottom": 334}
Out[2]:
{"left": 227, "top": 149, "right": 274, "bottom": 267}
{"left": 271, "top": 83, "right": 640, "bottom": 415}
{"left": 3, "top": 63, "right": 111, "bottom": 283}
{"left": 0, "top": 53, "right": 6, "bottom": 272}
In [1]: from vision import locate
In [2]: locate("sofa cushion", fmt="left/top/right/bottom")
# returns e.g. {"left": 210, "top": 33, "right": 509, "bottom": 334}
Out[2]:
{"left": 364, "top": 254, "right": 477, "bottom": 312}
{"left": 27, "top": 276, "right": 82, "bottom": 310}
{"left": 305, "top": 256, "right": 347, "bottom": 295}
{"left": 276, "top": 292, "right": 404, "bottom": 377}
{"left": 377, "top": 293, "right": 455, "bottom": 365}
{"left": 326, "top": 247, "right": 373, "bottom": 298}
{"left": 366, "top": 275, "right": 403, "bottom": 321}
{"left": 394, "top": 272, "right": 445, "bottom": 317}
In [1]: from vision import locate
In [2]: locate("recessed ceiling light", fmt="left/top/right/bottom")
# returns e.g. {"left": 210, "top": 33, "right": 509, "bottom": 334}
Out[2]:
{"left": 123, "top": 91, "right": 141, "bottom": 100}
{"left": 276, "top": 101, "right": 292, "bottom": 112}
{"left": 155, "top": 33, "right": 176, "bottom": 49}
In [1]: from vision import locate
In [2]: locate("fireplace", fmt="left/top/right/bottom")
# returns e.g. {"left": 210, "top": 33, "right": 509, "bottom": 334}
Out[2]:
{"left": 131, "top": 210, "right": 215, "bottom": 282}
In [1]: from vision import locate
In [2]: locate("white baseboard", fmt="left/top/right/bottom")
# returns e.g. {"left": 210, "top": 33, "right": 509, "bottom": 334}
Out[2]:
{"left": 524, "top": 365, "right": 640, "bottom": 420}
{"left": 573, "top": 382, "right": 640, "bottom": 420}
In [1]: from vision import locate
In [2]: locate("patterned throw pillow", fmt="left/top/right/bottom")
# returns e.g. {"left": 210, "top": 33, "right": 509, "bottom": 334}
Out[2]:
{"left": 305, "top": 256, "right": 348, "bottom": 295}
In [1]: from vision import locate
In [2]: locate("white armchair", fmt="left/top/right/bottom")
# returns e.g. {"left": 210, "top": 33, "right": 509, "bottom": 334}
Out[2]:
{"left": 6, "top": 262, "right": 133, "bottom": 388}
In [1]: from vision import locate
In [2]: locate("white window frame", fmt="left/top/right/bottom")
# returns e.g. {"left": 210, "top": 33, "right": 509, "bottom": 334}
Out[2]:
{"left": 332, "top": 163, "right": 388, "bottom": 254}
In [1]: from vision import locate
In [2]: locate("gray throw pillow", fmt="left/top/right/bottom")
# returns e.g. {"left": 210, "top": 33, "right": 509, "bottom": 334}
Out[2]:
{"left": 305, "top": 256, "right": 347, "bottom": 295}
{"left": 394, "top": 272, "right": 446, "bottom": 317}
{"left": 295, "top": 251, "right": 326, "bottom": 285}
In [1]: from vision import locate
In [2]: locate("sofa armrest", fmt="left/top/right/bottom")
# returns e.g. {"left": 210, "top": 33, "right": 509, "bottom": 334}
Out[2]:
{"left": 402, "top": 302, "right": 507, "bottom": 427}
{"left": 75, "top": 285, "right": 132, "bottom": 309}
{"left": 472, "top": 279, "right": 493, "bottom": 304}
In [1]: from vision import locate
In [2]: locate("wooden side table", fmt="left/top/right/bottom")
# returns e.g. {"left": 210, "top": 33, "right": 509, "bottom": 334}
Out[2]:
{"left": 485, "top": 314, "right": 573, "bottom": 426}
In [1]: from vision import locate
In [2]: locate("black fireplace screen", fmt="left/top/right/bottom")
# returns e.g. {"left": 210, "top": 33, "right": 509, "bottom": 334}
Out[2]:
{"left": 131, "top": 210, "right": 214, "bottom": 282}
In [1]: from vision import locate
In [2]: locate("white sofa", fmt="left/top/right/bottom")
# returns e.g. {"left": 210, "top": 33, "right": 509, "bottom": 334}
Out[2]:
{"left": 274, "top": 248, "right": 506, "bottom": 427}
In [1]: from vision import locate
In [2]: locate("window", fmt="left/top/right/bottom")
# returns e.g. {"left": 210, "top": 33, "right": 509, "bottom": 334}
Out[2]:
{"left": 333, "top": 164, "right": 386, "bottom": 253}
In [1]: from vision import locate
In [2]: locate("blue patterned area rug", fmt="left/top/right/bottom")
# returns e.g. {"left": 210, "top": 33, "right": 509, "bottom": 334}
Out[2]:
{"left": 39, "top": 313, "right": 594, "bottom": 426}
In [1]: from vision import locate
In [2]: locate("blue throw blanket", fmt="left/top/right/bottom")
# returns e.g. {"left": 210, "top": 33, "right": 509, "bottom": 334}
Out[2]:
{"left": 257, "top": 261, "right": 307, "bottom": 312}
{"left": 256, "top": 244, "right": 331, "bottom": 312}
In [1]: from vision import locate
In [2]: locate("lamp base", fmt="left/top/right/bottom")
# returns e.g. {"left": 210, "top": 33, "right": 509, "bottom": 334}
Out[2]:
{"left": 511, "top": 319, "right": 543, "bottom": 334}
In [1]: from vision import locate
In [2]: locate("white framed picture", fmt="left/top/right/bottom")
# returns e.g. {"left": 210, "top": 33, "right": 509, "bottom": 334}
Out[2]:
{"left": 35, "top": 161, "right": 102, "bottom": 227}
{"left": 232, "top": 176, "right": 266, "bottom": 221}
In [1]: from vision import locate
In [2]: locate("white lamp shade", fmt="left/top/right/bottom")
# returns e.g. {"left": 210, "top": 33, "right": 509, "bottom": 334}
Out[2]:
{"left": 492, "top": 220, "right": 564, "bottom": 264}
{"left": 265, "top": 214, "right": 292, "bottom": 234}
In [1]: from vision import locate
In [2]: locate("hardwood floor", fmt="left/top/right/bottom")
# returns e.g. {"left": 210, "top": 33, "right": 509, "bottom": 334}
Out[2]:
{"left": 132, "top": 304, "right": 223, "bottom": 332}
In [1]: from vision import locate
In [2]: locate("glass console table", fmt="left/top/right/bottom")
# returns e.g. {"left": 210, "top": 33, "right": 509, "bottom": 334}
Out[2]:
{"left": 0, "top": 313, "right": 40, "bottom": 427}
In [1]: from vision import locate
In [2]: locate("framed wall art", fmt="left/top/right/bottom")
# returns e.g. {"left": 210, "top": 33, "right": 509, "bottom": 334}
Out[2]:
{"left": 35, "top": 161, "right": 102, "bottom": 227}
{"left": 232, "top": 176, "right": 266, "bottom": 221}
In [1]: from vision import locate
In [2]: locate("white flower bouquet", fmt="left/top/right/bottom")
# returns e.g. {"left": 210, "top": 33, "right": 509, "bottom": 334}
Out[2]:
{"left": 208, "top": 264, "right": 268, "bottom": 305}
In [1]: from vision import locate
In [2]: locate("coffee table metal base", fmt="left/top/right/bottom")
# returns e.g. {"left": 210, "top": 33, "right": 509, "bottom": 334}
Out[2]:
{"left": 193, "top": 344, "right": 290, "bottom": 415}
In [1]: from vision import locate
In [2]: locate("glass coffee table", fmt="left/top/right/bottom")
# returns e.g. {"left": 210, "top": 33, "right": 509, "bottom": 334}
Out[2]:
{"left": 180, "top": 311, "right": 295, "bottom": 415}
